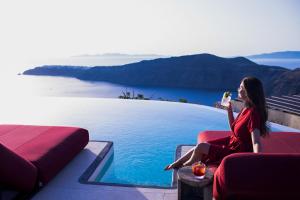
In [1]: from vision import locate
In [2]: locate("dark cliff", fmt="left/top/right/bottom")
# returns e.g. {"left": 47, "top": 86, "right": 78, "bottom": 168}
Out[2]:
{"left": 23, "top": 54, "right": 299, "bottom": 96}
{"left": 267, "top": 68, "right": 300, "bottom": 96}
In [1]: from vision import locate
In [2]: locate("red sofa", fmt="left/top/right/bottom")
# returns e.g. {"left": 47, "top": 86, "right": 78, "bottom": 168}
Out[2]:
{"left": 0, "top": 124, "right": 89, "bottom": 192}
{"left": 198, "top": 130, "right": 300, "bottom": 200}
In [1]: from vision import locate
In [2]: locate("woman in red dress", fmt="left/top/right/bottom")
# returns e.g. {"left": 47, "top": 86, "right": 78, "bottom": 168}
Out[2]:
{"left": 165, "top": 77, "right": 269, "bottom": 170}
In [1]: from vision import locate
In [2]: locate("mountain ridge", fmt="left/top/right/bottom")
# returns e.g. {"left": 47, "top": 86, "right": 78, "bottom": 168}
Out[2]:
{"left": 23, "top": 53, "right": 299, "bottom": 96}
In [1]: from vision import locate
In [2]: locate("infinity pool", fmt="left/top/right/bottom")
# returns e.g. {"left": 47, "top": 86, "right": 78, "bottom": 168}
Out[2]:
{"left": 0, "top": 97, "right": 298, "bottom": 187}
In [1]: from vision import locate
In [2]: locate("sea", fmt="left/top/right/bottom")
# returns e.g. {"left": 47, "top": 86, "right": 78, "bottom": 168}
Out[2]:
{"left": 2, "top": 55, "right": 299, "bottom": 107}
{"left": 250, "top": 58, "right": 300, "bottom": 69}
{"left": 1, "top": 74, "right": 234, "bottom": 107}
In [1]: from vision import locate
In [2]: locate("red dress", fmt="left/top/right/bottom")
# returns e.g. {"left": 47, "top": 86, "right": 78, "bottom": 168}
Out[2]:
{"left": 203, "top": 106, "right": 261, "bottom": 164}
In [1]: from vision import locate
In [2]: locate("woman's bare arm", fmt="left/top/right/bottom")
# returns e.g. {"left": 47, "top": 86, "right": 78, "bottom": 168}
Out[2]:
{"left": 227, "top": 102, "right": 234, "bottom": 131}
{"left": 251, "top": 129, "right": 261, "bottom": 153}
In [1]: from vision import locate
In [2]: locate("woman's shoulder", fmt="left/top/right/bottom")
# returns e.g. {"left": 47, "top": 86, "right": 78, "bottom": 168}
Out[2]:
{"left": 237, "top": 106, "right": 259, "bottom": 120}
{"left": 247, "top": 106, "right": 260, "bottom": 119}
{"left": 241, "top": 106, "right": 258, "bottom": 116}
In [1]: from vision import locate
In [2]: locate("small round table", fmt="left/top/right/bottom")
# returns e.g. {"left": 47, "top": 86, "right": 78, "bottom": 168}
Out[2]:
{"left": 177, "top": 166, "right": 213, "bottom": 200}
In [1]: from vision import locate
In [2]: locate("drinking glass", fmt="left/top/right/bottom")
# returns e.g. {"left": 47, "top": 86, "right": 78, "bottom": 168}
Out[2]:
{"left": 221, "top": 91, "right": 231, "bottom": 107}
{"left": 192, "top": 162, "right": 206, "bottom": 179}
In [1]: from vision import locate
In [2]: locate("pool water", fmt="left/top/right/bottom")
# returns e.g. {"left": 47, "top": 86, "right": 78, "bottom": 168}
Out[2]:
{"left": 0, "top": 97, "right": 298, "bottom": 187}
{"left": 93, "top": 99, "right": 230, "bottom": 187}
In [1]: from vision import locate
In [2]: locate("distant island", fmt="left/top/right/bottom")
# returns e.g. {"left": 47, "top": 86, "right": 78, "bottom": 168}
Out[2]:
{"left": 247, "top": 51, "right": 300, "bottom": 59}
{"left": 23, "top": 53, "right": 300, "bottom": 96}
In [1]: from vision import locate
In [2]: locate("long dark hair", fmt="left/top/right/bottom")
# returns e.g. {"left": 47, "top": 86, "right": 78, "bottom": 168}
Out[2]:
{"left": 242, "top": 77, "right": 269, "bottom": 137}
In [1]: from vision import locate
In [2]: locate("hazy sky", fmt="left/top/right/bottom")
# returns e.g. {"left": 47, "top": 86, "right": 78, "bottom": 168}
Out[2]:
{"left": 0, "top": 0, "right": 300, "bottom": 72}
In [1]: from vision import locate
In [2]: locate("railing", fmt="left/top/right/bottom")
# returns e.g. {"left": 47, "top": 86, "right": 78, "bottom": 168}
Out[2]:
{"left": 266, "top": 95, "right": 300, "bottom": 116}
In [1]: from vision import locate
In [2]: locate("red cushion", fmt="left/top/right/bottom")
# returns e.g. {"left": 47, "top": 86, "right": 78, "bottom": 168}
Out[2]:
{"left": 0, "top": 125, "right": 89, "bottom": 184}
{"left": 198, "top": 131, "right": 231, "bottom": 143}
{"left": 261, "top": 132, "right": 300, "bottom": 153}
{"left": 0, "top": 143, "right": 37, "bottom": 192}
{"left": 213, "top": 153, "right": 300, "bottom": 199}
{"left": 199, "top": 131, "right": 300, "bottom": 199}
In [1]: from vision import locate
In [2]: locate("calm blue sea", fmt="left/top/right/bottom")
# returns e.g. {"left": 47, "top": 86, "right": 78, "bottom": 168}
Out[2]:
{"left": 3, "top": 75, "right": 237, "bottom": 107}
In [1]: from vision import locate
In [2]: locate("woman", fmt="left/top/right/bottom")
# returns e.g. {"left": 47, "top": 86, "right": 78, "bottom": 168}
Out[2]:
{"left": 165, "top": 77, "right": 269, "bottom": 170}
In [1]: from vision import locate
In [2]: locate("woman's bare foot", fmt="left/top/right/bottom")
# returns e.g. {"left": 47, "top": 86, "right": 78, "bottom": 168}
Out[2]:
{"left": 164, "top": 162, "right": 183, "bottom": 171}
{"left": 164, "top": 164, "right": 173, "bottom": 171}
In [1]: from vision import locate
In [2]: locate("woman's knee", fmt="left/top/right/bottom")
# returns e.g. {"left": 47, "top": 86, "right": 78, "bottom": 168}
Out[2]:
{"left": 195, "top": 143, "right": 205, "bottom": 151}
{"left": 195, "top": 143, "right": 210, "bottom": 154}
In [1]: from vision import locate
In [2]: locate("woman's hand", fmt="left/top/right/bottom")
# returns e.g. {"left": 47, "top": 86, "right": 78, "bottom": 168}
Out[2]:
{"left": 225, "top": 101, "right": 233, "bottom": 112}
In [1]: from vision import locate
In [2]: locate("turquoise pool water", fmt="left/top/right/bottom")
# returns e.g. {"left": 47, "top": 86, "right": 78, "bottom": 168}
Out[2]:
{"left": 0, "top": 97, "right": 298, "bottom": 187}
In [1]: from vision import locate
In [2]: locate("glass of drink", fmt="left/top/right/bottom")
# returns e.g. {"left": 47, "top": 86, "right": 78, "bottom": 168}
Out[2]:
{"left": 221, "top": 91, "right": 231, "bottom": 107}
{"left": 192, "top": 162, "right": 206, "bottom": 179}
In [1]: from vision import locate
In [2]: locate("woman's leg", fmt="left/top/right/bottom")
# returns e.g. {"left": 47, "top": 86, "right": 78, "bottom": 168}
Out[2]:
{"left": 183, "top": 143, "right": 210, "bottom": 166}
{"left": 165, "top": 143, "right": 210, "bottom": 170}
{"left": 164, "top": 146, "right": 195, "bottom": 170}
